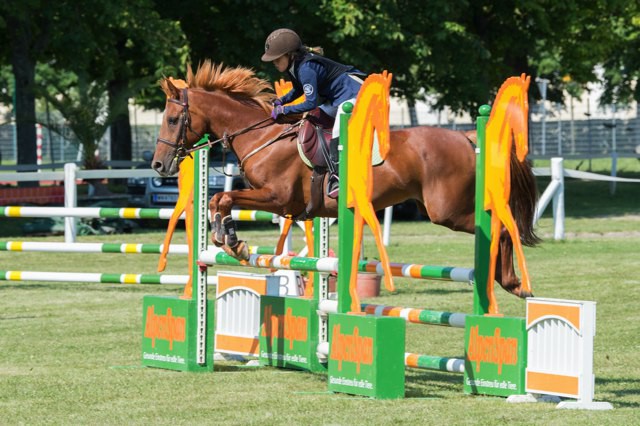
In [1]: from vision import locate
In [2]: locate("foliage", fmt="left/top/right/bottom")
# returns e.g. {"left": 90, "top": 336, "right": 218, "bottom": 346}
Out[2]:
{"left": 599, "top": 2, "right": 640, "bottom": 105}
{"left": 0, "top": 0, "right": 188, "bottom": 168}
{"left": 1, "top": 0, "right": 640, "bottom": 168}
{"left": 35, "top": 65, "right": 110, "bottom": 169}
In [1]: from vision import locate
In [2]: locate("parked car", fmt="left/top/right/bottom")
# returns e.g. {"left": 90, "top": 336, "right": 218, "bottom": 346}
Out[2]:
{"left": 127, "top": 147, "right": 245, "bottom": 208}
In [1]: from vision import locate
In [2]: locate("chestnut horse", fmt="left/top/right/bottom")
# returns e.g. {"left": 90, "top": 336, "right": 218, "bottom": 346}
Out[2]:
{"left": 152, "top": 61, "right": 539, "bottom": 299}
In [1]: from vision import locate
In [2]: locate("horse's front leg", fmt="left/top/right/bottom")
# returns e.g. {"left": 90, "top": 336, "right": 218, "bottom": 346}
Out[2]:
{"left": 209, "top": 187, "right": 291, "bottom": 261}
{"left": 208, "top": 193, "right": 225, "bottom": 248}
{"left": 208, "top": 190, "right": 250, "bottom": 260}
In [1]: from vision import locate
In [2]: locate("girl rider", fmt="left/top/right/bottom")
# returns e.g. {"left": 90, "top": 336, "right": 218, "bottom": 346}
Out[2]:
{"left": 261, "top": 28, "right": 365, "bottom": 199}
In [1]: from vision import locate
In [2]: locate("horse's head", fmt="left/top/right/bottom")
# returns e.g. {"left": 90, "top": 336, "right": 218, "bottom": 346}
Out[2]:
{"left": 153, "top": 62, "right": 277, "bottom": 176}
{"left": 152, "top": 77, "right": 207, "bottom": 176}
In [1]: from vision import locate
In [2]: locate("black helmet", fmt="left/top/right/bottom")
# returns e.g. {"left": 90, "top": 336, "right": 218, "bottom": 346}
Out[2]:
{"left": 261, "top": 29, "right": 302, "bottom": 62}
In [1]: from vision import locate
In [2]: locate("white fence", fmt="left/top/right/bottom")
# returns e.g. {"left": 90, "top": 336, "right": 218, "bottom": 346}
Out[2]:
{"left": 3, "top": 159, "right": 639, "bottom": 243}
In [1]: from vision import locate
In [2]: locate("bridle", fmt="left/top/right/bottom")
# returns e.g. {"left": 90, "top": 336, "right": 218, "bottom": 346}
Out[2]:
{"left": 155, "top": 88, "right": 205, "bottom": 159}
{"left": 156, "top": 87, "right": 302, "bottom": 167}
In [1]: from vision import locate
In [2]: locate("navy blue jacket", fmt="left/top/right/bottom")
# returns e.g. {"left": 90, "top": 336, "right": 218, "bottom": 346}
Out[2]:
{"left": 279, "top": 53, "right": 364, "bottom": 116}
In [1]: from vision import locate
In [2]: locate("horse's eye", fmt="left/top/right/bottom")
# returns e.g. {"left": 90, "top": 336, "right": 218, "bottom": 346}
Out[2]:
{"left": 168, "top": 117, "right": 179, "bottom": 126}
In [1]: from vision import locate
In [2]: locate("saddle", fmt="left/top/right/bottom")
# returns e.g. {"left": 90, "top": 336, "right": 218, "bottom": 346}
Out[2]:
{"left": 297, "top": 108, "right": 334, "bottom": 169}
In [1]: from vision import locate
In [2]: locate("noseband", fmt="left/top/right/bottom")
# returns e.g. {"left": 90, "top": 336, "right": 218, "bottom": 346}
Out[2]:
{"left": 156, "top": 88, "right": 205, "bottom": 159}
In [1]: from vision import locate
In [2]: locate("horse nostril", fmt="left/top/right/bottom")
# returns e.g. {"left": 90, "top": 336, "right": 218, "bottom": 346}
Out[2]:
{"left": 151, "top": 161, "right": 163, "bottom": 173}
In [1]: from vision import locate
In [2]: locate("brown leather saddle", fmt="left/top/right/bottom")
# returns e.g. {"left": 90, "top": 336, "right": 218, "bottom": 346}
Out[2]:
{"left": 298, "top": 108, "right": 334, "bottom": 168}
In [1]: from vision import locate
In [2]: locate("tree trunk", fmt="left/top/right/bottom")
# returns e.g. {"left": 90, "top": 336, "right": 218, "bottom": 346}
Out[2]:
{"left": 108, "top": 80, "right": 133, "bottom": 163}
{"left": 407, "top": 100, "right": 419, "bottom": 127}
{"left": 10, "top": 20, "right": 38, "bottom": 187}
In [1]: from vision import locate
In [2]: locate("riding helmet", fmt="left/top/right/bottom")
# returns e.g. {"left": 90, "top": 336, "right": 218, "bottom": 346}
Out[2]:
{"left": 261, "top": 29, "right": 302, "bottom": 62}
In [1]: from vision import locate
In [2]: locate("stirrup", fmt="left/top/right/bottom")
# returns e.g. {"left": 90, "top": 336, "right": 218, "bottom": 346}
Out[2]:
{"left": 327, "top": 175, "right": 339, "bottom": 199}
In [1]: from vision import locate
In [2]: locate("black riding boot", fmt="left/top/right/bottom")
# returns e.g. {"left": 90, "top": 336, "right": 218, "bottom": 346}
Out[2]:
{"left": 327, "top": 137, "right": 340, "bottom": 199}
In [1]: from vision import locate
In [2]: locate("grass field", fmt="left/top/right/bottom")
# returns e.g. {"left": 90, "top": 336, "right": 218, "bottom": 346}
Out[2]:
{"left": 1, "top": 159, "right": 639, "bottom": 425}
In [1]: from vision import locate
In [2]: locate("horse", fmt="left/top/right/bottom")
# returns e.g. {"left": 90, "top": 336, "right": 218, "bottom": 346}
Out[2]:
{"left": 484, "top": 74, "right": 537, "bottom": 313}
{"left": 344, "top": 71, "right": 395, "bottom": 312}
{"left": 152, "top": 60, "right": 539, "bottom": 300}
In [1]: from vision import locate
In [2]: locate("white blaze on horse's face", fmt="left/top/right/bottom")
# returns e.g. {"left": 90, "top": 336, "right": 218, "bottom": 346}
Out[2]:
{"left": 153, "top": 101, "right": 184, "bottom": 176}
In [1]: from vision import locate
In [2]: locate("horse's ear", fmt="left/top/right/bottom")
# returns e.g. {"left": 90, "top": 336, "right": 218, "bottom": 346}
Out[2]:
{"left": 164, "top": 77, "right": 182, "bottom": 99}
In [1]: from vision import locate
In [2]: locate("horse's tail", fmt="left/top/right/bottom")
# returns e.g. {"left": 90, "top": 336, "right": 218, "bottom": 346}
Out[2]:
{"left": 509, "top": 149, "right": 542, "bottom": 247}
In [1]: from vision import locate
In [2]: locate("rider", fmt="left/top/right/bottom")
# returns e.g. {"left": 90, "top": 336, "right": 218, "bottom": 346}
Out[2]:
{"left": 261, "top": 28, "right": 366, "bottom": 199}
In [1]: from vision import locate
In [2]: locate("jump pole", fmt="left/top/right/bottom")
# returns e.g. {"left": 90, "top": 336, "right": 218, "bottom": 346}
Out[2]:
{"left": 0, "top": 270, "right": 218, "bottom": 285}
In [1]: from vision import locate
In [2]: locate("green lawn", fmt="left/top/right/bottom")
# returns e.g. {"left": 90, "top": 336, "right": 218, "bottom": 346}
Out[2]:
{"left": 0, "top": 161, "right": 639, "bottom": 425}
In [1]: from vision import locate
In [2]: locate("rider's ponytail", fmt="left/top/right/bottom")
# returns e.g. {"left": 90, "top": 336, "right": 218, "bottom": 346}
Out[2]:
{"left": 305, "top": 45, "right": 324, "bottom": 56}
{"left": 292, "top": 44, "right": 324, "bottom": 61}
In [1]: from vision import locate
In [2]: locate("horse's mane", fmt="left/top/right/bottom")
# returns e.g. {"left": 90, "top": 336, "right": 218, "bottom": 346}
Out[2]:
{"left": 169, "top": 60, "right": 274, "bottom": 113}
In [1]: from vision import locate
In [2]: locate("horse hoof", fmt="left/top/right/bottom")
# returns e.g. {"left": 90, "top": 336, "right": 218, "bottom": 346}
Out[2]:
{"left": 520, "top": 290, "right": 534, "bottom": 298}
{"left": 221, "top": 242, "right": 250, "bottom": 261}
{"left": 512, "top": 287, "right": 533, "bottom": 299}
{"left": 211, "top": 235, "right": 224, "bottom": 247}
{"left": 234, "top": 241, "right": 250, "bottom": 261}
{"left": 221, "top": 244, "right": 237, "bottom": 258}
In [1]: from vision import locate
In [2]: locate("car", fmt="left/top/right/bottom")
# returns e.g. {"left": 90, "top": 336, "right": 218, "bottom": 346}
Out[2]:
{"left": 127, "top": 146, "right": 245, "bottom": 208}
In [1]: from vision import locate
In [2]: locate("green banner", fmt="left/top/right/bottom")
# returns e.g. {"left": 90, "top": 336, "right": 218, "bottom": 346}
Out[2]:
{"left": 464, "top": 315, "right": 527, "bottom": 396}
{"left": 141, "top": 296, "right": 214, "bottom": 372}
{"left": 259, "top": 296, "right": 324, "bottom": 373}
{"left": 328, "top": 313, "right": 405, "bottom": 399}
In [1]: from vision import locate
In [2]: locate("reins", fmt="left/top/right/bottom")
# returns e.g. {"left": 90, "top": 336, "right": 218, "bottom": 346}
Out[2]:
{"left": 237, "top": 120, "right": 302, "bottom": 170}
{"left": 157, "top": 87, "right": 303, "bottom": 174}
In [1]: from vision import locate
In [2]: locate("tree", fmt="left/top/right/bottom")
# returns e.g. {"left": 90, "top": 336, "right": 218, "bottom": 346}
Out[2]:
{"left": 599, "top": 2, "right": 640, "bottom": 105}
{"left": 97, "top": 1, "right": 188, "bottom": 163}
{"left": 0, "top": 0, "right": 57, "bottom": 180}
{"left": 48, "top": 0, "right": 188, "bottom": 165}
{"left": 36, "top": 66, "right": 109, "bottom": 170}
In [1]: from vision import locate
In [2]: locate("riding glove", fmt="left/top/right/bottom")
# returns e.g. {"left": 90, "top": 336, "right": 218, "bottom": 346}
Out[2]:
{"left": 271, "top": 105, "right": 285, "bottom": 120}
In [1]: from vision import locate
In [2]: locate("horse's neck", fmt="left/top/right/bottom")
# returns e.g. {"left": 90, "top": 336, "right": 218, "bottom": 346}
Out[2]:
{"left": 195, "top": 90, "right": 279, "bottom": 161}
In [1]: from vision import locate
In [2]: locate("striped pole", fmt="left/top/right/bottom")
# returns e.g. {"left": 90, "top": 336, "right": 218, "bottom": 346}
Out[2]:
{"left": 361, "top": 303, "right": 466, "bottom": 328}
{"left": 0, "top": 270, "right": 218, "bottom": 285}
{"left": 0, "top": 206, "right": 278, "bottom": 222}
{"left": 199, "top": 251, "right": 338, "bottom": 273}
{"left": 0, "top": 206, "right": 179, "bottom": 220}
{"left": 231, "top": 210, "right": 278, "bottom": 223}
{"left": 199, "top": 250, "right": 474, "bottom": 283}
{"left": 315, "top": 342, "right": 464, "bottom": 373}
{"left": 0, "top": 241, "right": 277, "bottom": 255}
{"left": 404, "top": 353, "right": 465, "bottom": 373}
{"left": 358, "top": 260, "right": 474, "bottom": 283}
